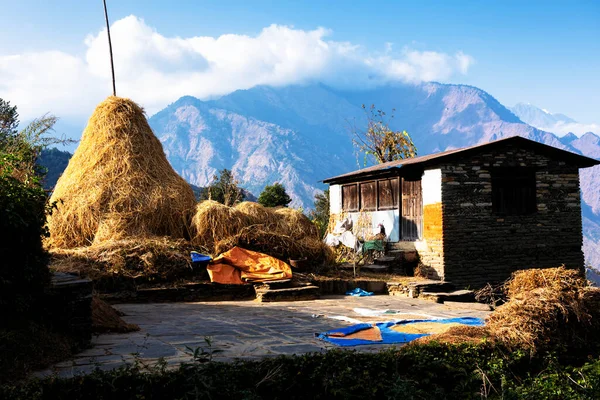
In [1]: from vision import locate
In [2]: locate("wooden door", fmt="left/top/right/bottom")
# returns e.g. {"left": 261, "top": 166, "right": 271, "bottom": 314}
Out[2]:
{"left": 401, "top": 178, "right": 423, "bottom": 240}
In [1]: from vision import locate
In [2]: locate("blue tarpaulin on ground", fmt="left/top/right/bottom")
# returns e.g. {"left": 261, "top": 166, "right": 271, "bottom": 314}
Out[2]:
{"left": 346, "top": 288, "right": 374, "bottom": 297}
{"left": 317, "top": 317, "right": 484, "bottom": 346}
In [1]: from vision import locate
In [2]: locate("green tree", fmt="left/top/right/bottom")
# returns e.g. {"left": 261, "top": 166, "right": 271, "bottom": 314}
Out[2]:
{"left": 308, "top": 189, "right": 330, "bottom": 238}
{"left": 351, "top": 104, "right": 417, "bottom": 165}
{"left": 0, "top": 98, "right": 19, "bottom": 143}
{"left": 258, "top": 182, "right": 292, "bottom": 207}
{"left": 0, "top": 99, "right": 61, "bottom": 324}
{"left": 200, "top": 169, "right": 245, "bottom": 206}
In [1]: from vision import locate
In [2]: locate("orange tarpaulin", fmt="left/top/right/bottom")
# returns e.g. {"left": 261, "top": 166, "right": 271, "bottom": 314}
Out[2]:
{"left": 206, "top": 246, "right": 293, "bottom": 284}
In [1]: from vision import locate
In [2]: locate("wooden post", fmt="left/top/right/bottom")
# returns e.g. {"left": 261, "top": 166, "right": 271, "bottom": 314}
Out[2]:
{"left": 103, "top": 0, "right": 116, "bottom": 96}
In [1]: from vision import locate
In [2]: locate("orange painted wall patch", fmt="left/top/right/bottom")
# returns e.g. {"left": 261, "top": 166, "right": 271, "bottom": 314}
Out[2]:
{"left": 423, "top": 202, "right": 443, "bottom": 240}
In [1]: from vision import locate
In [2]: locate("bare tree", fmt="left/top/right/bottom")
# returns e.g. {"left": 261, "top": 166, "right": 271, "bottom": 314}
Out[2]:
{"left": 351, "top": 104, "right": 417, "bottom": 165}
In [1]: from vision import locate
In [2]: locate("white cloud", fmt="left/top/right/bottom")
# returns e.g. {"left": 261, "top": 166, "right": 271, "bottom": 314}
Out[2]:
{"left": 0, "top": 15, "right": 475, "bottom": 120}
{"left": 546, "top": 121, "right": 600, "bottom": 136}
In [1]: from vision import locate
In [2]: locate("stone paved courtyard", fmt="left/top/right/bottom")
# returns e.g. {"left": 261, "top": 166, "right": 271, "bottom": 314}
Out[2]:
{"left": 36, "top": 295, "right": 490, "bottom": 378}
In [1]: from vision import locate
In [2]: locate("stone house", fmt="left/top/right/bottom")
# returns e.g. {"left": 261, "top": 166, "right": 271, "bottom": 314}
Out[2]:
{"left": 323, "top": 136, "right": 600, "bottom": 288}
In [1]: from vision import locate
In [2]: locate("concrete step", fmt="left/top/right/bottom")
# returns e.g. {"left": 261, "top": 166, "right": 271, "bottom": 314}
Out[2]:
{"left": 407, "top": 281, "right": 455, "bottom": 298}
{"left": 419, "top": 289, "right": 475, "bottom": 304}
{"left": 255, "top": 285, "right": 320, "bottom": 302}
{"left": 361, "top": 264, "right": 390, "bottom": 273}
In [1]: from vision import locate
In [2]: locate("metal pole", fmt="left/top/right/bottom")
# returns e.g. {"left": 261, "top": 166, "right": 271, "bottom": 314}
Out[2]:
{"left": 103, "top": 0, "right": 116, "bottom": 96}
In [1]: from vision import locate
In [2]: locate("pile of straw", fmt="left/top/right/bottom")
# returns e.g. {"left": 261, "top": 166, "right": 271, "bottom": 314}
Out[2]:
{"left": 235, "top": 202, "right": 278, "bottom": 226}
{"left": 417, "top": 267, "right": 600, "bottom": 353}
{"left": 191, "top": 200, "right": 249, "bottom": 250}
{"left": 50, "top": 237, "right": 200, "bottom": 289}
{"left": 274, "top": 207, "right": 320, "bottom": 239}
{"left": 486, "top": 266, "right": 594, "bottom": 351}
{"left": 47, "top": 96, "right": 196, "bottom": 248}
{"left": 92, "top": 297, "right": 139, "bottom": 334}
{"left": 418, "top": 267, "right": 600, "bottom": 352}
{"left": 191, "top": 201, "right": 331, "bottom": 264}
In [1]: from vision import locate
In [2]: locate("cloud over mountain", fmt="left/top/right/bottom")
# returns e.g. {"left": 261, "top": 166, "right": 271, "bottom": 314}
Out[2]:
{"left": 0, "top": 15, "right": 473, "bottom": 120}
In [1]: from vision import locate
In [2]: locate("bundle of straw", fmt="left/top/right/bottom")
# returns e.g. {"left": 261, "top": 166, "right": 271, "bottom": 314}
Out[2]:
{"left": 190, "top": 200, "right": 250, "bottom": 252}
{"left": 274, "top": 207, "right": 319, "bottom": 239}
{"left": 47, "top": 97, "right": 196, "bottom": 248}
{"left": 234, "top": 202, "right": 278, "bottom": 226}
{"left": 486, "top": 267, "right": 593, "bottom": 351}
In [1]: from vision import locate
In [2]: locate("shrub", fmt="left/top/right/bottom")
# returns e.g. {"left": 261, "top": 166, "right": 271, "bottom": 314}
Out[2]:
{"left": 0, "top": 152, "right": 50, "bottom": 325}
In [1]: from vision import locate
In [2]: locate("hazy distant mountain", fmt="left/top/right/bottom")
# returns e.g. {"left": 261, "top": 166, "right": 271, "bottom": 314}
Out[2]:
{"left": 511, "top": 102, "right": 599, "bottom": 137}
{"left": 511, "top": 103, "right": 576, "bottom": 129}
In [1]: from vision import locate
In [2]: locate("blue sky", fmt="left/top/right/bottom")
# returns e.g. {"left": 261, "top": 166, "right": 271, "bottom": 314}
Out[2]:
{"left": 0, "top": 0, "right": 598, "bottom": 131}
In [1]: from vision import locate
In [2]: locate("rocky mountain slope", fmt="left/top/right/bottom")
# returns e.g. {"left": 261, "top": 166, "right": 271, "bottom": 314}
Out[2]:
{"left": 147, "top": 83, "right": 600, "bottom": 268}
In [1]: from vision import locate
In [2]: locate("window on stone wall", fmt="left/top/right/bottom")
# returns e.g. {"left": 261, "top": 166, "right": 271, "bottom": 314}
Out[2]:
{"left": 360, "top": 181, "right": 377, "bottom": 211}
{"left": 342, "top": 184, "right": 359, "bottom": 212}
{"left": 492, "top": 168, "right": 537, "bottom": 215}
{"left": 378, "top": 178, "right": 399, "bottom": 210}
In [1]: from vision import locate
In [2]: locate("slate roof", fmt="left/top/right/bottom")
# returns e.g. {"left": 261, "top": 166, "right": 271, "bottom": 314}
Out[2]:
{"left": 323, "top": 135, "right": 600, "bottom": 184}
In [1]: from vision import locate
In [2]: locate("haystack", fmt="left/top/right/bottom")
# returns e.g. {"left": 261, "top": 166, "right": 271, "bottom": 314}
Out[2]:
{"left": 485, "top": 267, "right": 598, "bottom": 352}
{"left": 47, "top": 96, "right": 196, "bottom": 248}
{"left": 214, "top": 225, "right": 333, "bottom": 264}
{"left": 274, "top": 207, "right": 319, "bottom": 239}
{"left": 418, "top": 267, "right": 600, "bottom": 351}
{"left": 234, "top": 201, "right": 278, "bottom": 226}
{"left": 191, "top": 200, "right": 250, "bottom": 252}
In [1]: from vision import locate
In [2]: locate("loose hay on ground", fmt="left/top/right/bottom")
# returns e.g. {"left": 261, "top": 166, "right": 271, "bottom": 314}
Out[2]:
{"left": 485, "top": 267, "right": 598, "bottom": 352}
{"left": 92, "top": 297, "right": 139, "bottom": 334}
{"left": 47, "top": 96, "right": 196, "bottom": 248}
{"left": 50, "top": 237, "right": 203, "bottom": 290}
{"left": 413, "top": 325, "right": 490, "bottom": 345}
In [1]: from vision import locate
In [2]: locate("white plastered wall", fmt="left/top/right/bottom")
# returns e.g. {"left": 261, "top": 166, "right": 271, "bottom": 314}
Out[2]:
{"left": 422, "top": 168, "right": 442, "bottom": 206}
{"left": 329, "top": 184, "right": 342, "bottom": 214}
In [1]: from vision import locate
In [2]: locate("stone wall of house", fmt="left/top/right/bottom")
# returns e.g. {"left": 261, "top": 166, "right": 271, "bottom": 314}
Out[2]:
{"left": 441, "top": 144, "right": 584, "bottom": 288}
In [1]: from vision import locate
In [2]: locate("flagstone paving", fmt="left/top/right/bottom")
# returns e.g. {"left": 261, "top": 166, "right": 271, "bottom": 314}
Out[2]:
{"left": 35, "top": 295, "right": 491, "bottom": 378}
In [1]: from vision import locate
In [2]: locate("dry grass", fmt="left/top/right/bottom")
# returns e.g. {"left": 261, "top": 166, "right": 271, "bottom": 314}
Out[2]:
{"left": 234, "top": 201, "right": 278, "bottom": 226}
{"left": 392, "top": 322, "right": 464, "bottom": 335}
{"left": 214, "top": 225, "right": 332, "bottom": 264}
{"left": 47, "top": 96, "right": 196, "bottom": 248}
{"left": 274, "top": 207, "right": 320, "bottom": 239}
{"left": 50, "top": 236, "right": 201, "bottom": 285}
{"left": 485, "top": 267, "right": 598, "bottom": 352}
{"left": 414, "top": 325, "right": 490, "bottom": 345}
{"left": 505, "top": 266, "right": 586, "bottom": 298}
{"left": 191, "top": 200, "right": 250, "bottom": 252}
{"left": 92, "top": 297, "right": 139, "bottom": 334}
{"left": 417, "top": 267, "right": 600, "bottom": 352}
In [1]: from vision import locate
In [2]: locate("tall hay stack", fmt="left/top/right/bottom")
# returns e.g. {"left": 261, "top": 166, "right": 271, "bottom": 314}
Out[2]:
{"left": 47, "top": 96, "right": 196, "bottom": 248}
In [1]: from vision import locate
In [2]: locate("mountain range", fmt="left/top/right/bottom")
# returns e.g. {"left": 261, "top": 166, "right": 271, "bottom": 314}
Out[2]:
{"left": 40, "top": 82, "right": 600, "bottom": 269}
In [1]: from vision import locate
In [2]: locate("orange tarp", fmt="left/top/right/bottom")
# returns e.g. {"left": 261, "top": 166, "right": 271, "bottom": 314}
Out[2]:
{"left": 207, "top": 246, "right": 293, "bottom": 285}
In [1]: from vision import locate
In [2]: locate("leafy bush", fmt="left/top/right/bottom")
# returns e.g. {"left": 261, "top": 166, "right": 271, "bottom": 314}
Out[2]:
{"left": 3, "top": 343, "right": 600, "bottom": 399}
{"left": 0, "top": 152, "right": 50, "bottom": 324}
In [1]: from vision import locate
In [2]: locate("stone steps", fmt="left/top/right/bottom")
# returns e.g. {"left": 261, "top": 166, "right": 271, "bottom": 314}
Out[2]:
{"left": 254, "top": 285, "right": 320, "bottom": 302}
{"left": 419, "top": 289, "right": 475, "bottom": 304}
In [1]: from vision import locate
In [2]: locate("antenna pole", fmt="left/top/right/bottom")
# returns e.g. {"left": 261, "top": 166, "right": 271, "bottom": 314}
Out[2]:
{"left": 103, "top": 0, "right": 116, "bottom": 96}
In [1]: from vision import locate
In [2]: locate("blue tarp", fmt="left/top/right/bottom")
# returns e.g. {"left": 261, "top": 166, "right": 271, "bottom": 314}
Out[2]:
{"left": 317, "top": 317, "right": 484, "bottom": 346}
{"left": 346, "top": 288, "right": 374, "bottom": 297}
